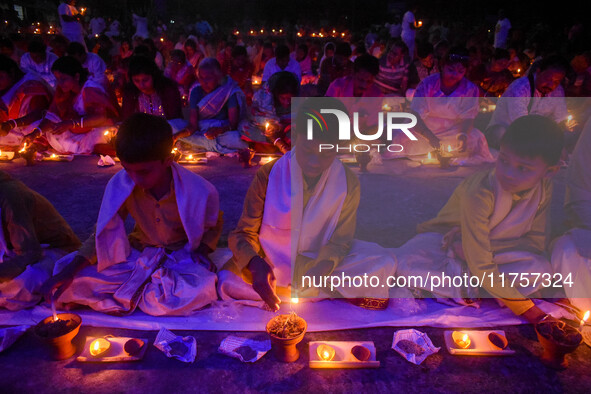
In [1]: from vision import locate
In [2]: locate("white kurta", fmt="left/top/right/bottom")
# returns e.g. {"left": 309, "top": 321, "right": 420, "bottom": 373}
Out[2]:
{"left": 53, "top": 163, "right": 220, "bottom": 316}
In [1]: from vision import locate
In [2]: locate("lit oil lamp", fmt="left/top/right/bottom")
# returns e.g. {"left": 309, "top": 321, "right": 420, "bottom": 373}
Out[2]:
{"left": 317, "top": 344, "right": 336, "bottom": 361}
{"left": 90, "top": 337, "right": 111, "bottom": 357}
{"left": 452, "top": 331, "right": 471, "bottom": 349}
{"left": 421, "top": 151, "right": 439, "bottom": 165}
{"left": 0, "top": 149, "right": 15, "bottom": 160}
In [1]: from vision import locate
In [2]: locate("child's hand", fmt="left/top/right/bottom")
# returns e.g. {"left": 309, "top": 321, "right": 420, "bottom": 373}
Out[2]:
{"left": 248, "top": 256, "right": 280, "bottom": 311}
{"left": 204, "top": 127, "right": 224, "bottom": 140}
{"left": 49, "top": 121, "right": 73, "bottom": 135}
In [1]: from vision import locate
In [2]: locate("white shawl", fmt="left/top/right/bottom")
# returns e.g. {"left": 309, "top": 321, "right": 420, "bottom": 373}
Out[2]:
{"left": 95, "top": 162, "right": 219, "bottom": 272}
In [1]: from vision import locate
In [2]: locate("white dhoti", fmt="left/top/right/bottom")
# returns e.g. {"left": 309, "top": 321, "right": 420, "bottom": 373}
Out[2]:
{"left": 0, "top": 249, "right": 67, "bottom": 311}
{"left": 218, "top": 239, "right": 397, "bottom": 306}
{"left": 395, "top": 232, "right": 552, "bottom": 299}
{"left": 551, "top": 231, "right": 591, "bottom": 312}
{"left": 43, "top": 108, "right": 110, "bottom": 155}
{"left": 54, "top": 247, "right": 217, "bottom": 316}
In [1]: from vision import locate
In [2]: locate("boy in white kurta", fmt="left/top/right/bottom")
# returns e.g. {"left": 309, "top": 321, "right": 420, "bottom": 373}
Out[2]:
{"left": 395, "top": 115, "right": 564, "bottom": 323}
{"left": 218, "top": 98, "right": 397, "bottom": 310}
{"left": 42, "top": 113, "right": 222, "bottom": 316}
{"left": 551, "top": 117, "right": 591, "bottom": 313}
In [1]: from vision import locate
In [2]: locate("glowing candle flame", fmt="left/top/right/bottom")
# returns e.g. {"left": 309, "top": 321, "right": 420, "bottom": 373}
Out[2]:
{"left": 265, "top": 122, "right": 270, "bottom": 131}
{"left": 51, "top": 299, "right": 58, "bottom": 321}
{"left": 567, "top": 114, "right": 573, "bottom": 122}
{"left": 517, "top": 68, "right": 521, "bottom": 73}
{"left": 187, "top": 154, "right": 193, "bottom": 160}
{"left": 581, "top": 310, "right": 590, "bottom": 327}
{"left": 317, "top": 344, "right": 335, "bottom": 361}
{"left": 51, "top": 154, "right": 56, "bottom": 158}
{"left": 291, "top": 297, "right": 299, "bottom": 304}
{"left": 104, "top": 130, "right": 110, "bottom": 136}
{"left": 447, "top": 144, "right": 452, "bottom": 153}
{"left": 462, "top": 333, "right": 469, "bottom": 343}
{"left": 90, "top": 338, "right": 111, "bottom": 357}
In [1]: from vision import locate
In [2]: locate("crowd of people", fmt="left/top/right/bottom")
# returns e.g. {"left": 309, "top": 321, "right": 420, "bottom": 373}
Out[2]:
{"left": 0, "top": 3, "right": 589, "bottom": 165}
{"left": 1, "top": 2, "right": 591, "bottom": 356}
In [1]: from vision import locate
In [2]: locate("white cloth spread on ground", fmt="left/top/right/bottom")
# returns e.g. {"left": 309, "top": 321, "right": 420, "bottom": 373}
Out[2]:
{"left": 52, "top": 163, "right": 220, "bottom": 316}
{"left": 0, "top": 297, "right": 570, "bottom": 332}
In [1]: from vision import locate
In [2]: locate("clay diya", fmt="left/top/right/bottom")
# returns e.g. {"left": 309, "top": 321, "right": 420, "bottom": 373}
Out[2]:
{"left": 535, "top": 319, "right": 582, "bottom": 370}
{"left": 266, "top": 313, "right": 307, "bottom": 362}
{"left": 35, "top": 313, "right": 82, "bottom": 360}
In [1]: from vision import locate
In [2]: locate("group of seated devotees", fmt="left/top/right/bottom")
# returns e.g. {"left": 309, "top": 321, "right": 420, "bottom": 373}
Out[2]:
{"left": 0, "top": 107, "right": 588, "bottom": 331}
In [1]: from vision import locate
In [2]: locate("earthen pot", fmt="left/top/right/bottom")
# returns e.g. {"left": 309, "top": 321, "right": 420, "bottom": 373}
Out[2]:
{"left": 535, "top": 321, "right": 582, "bottom": 370}
{"left": 35, "top": 313, "right": 82, "bottom": 360}
{"left": 266, "top": 315, "right": 307, "bottom": 363}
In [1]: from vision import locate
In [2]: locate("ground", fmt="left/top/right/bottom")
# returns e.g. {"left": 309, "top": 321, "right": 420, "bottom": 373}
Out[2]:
{"left": 1, "top": 155, "right": 590, "bottom": 393}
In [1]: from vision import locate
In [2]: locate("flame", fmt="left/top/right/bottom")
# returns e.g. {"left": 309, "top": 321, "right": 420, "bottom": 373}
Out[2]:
{"left": 186, "top": 154, "right": 193, "bottom": 160}
{"left": 265, "top": 122, "right": 270, "bottom": 130}
{"left": 517, "top": 68, "right": 521, "bottom": 73}
{"left": 93, "top": 340, "right": 100, "bottom": 352}
{"left": 50, "top": 154, "right": 56, "bottom": 158}
{"left": 584, "top": 310, "right": 590, "bottom": 322}
{"left": 427, "top": 152, "right": 432, "bottom": 159}
{"left": 462, "top": 334, "right": 469, "bottom": 343}
{"left": 447, "top": 144, "right": 452, "bottom": 152}
{"left": 341, "top": 32, "right": 345, "bottom": 37}
{"left": 160, "top": 37, "right": 164, "bottom": 42}
{"left": 104, "top": 130, "right": 110, "bottom": 136}
{"left": 322, "top": 350, "right": 330, "bottom": 359}
{"left": 567, "top": 114, "right": 573, "bottom": 122}
{"left": 291, "top": 297, "right": 299, "bottom": 304}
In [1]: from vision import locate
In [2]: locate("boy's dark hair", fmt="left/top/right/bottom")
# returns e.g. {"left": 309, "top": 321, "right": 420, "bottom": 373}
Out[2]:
{"left": 354, "top": 54, "right": 379, "bottom": 76}
{"left": 275, "top": 44, "right": 290, "bottom": 60}
{"left": 51, "top": 56, "right": 89, "bottom": 83}
{"left": 294, "top": 97, "right": 348, "bottom": 144}
{"left": 231, "top": 45, "right": 247, "bottom": 58}
{"left": 538, "top": 55, "right": 570, "bottom": 74}
{"left": 417, "top": 42, "right": 433, "bottom": 59}
{"left": 500, "top": 115, "right": 564, "bottom": 166}
{"left": 28, "top": 40, "right": 46, "bottom": 54}
{"left": 269, "top": 71, "right": 299, "bottom": 97}
{"left": 169, "top": 49, "right": 186, "bottom": 63}
{"left": 335, "top": 42, "right": 352, "bottom": 58}
{"left": 184, "top": 39, "right": 197, "bottom": 50}
{"left": 66, "top": 41, "right": 86, "bottom": 57}
{"left": 0, "top": 54, "right": 23, "bottom": 82}
{"left": 116, "top": 113, "right": 173, "bottom": 163}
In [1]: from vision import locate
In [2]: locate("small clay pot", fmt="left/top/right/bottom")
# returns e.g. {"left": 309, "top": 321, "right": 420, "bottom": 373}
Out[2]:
{"left": 266, "top": 315, "right": 307, "bottom": 363}
{"left": 535, "top": 321, "right": 582, "bottom": 370}
{"left": 437, "top": 153, "right": 453, "bottom": 169}
{"left": 35, "top": 313, "right": 82, "bottom": 360}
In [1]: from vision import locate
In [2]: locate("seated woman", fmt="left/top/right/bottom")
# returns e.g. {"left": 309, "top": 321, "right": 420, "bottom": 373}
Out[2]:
{"left": 10, "top": 56, "right": 119, "bottom": 156}
{"left": 0, "top": 55, "right": 53, "bottom": 149}
{"left": 164, "top": 49, "right": 196, "bottom": 102}
{"left": 121, "top": 55, "right": 186, "bottom": 132}
{"left": 239, "top": 71, "right": 298, "bottom": 162}
{"left": 391, "top": 47, "right": 494, "bottom": 164}
{"left": 175, "top": 57, "right": 247, "bottom": 153}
